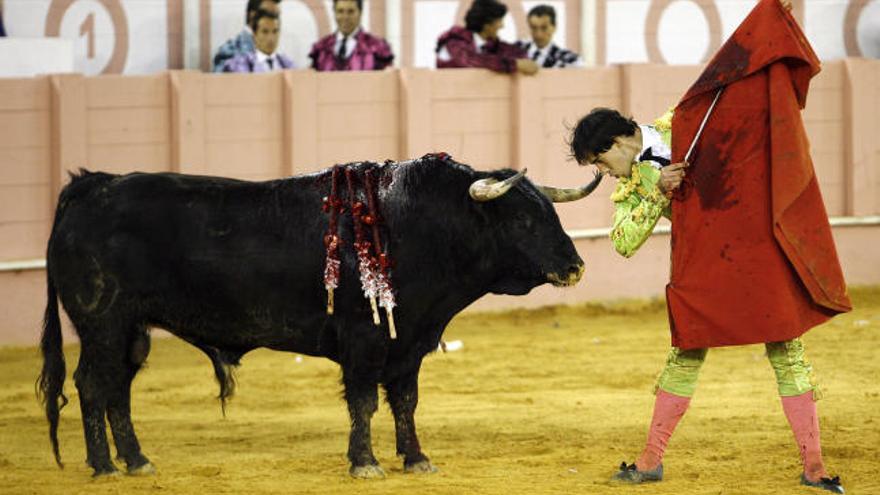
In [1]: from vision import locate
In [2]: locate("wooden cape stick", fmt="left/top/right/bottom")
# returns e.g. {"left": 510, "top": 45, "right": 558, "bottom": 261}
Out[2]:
{"left": 684, "top": 87, "right": 724, "bottom": 164}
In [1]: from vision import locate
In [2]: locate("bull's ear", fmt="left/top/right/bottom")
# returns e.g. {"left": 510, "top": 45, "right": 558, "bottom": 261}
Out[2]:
{"left": 535, "top": 171, "right": 602, "bottom": 203}
{"left": 469, "top": 169, "right": 527, "bottom": 202}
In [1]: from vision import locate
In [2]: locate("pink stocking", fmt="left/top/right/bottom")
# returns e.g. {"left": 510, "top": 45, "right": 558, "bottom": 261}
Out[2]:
{"left": 635, "top": 390, "right": 691, "bottom": 470}
{"left": 781, "top": 392, "right": 828, "bottom": 481}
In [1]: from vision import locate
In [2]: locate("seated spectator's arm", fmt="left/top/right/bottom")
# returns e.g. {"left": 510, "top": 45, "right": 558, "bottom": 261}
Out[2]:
{"left": 501, "top": 42, "right": 537, "bottom": 74}
{"left": 308, "top": 45, "right": 320, "bottom": 70}
{"left": 373, "top": 39, "right": 395, "bottom": 70}
{"left": 515, "top": 58, "right": 539, "bottom": 75}
{"left": 443, "top": 38, "right": 517, "bottom": 73}
{"left": 220, "top": 54, "right": 250, "bottom": 73}
{"left": 567, "top": 56, "right": 585, "bottom": 68}
{"left": 213, "top": 40, "right": 237, "bottom": 72}
{"left": 498, "top": 41, "right": 526, "bottom": 60}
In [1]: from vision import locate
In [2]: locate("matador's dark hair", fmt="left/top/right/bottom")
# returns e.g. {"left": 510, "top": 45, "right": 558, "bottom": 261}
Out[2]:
{"left": 569, "top": 108, "right": 638, "bottom": 164}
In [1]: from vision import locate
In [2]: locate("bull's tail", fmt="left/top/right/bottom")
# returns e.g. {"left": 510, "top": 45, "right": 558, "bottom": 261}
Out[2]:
{"left": 197, "top": 345, "right": 240, "bottom": 417}
{"left": 212, "top": 357, "right": 237, "bottom": 418}
{"left": 36, "top": 269, "right": 68, "bottom": 468}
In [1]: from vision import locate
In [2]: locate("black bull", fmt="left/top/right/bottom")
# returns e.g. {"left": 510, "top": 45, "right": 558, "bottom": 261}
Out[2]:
{"left": 37, "top": 155, "right": 594, "bottom": 478}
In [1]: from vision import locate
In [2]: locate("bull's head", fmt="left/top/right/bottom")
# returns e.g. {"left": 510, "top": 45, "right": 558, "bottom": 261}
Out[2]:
{"left": 465, "top": 168, "right": 588, "bottom": 295}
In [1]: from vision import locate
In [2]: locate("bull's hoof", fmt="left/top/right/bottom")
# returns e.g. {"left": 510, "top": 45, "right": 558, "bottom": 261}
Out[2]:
{"left": 404, "top": 460, "right": 438, "bottom": 474}
{"left": 350, "top": 464, "right": 386, "bottom": 479}
{"left": 91, "top": 468, "right": 121, "bottom": 480}
{"left": 127, "top": 461, "right": 157, "bottom": 476}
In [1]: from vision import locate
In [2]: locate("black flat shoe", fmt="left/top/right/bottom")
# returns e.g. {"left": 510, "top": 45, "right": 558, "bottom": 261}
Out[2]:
{"left": 800, "top": 473, "right": 845, "bottom": 494}
{"left": 612, "top": 462, "right": 663, "bottom": 483}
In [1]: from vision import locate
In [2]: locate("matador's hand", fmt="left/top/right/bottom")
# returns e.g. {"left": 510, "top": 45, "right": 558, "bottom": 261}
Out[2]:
{"left": 779, "top": 0, "right": 793, "bottom": 11}
{"left": 659, "top": 162, "right": 687, "bottom": 194}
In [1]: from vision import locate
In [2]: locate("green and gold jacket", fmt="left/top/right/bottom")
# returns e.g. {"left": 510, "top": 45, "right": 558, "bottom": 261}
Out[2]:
{"left": 609, "top": 111, "right": 673, "bottom": 258}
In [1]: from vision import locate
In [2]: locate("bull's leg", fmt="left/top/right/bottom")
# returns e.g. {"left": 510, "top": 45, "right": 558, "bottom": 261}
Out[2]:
{"left": 73, "top": 340, "right": 118, "bottom": 477}
{"left": 107, "top": 393, "right": 153, "bottom": 475}
{"left": 107, "top": 328, "right": 154, "bottom": 475}
{"left": 342, "top": 368, "right": 383, "bottom": 478}
{"left": 383, "top": 367, "right": 437, "bottom": 474}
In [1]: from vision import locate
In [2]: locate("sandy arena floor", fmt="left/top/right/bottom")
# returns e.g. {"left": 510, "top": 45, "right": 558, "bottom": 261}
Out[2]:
{"left": 1, "top": 288, "right": 878, "bottom": 495}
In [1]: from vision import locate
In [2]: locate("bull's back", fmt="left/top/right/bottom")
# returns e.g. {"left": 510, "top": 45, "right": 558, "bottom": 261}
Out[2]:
{"left": 48, "top": 171, "right": 330, "bottom": 348}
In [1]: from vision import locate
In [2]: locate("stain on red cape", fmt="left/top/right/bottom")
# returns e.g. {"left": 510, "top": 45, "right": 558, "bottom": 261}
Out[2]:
{"left": 667, "top": 0, "right": 851, "bottom": 349}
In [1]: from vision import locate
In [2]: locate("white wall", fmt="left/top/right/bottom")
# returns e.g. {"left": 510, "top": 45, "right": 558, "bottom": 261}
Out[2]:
{"left": 0, "top": 0, "right": 877, "bottom": 75}
{"left": 0, "top": 38, "right": 73, "bottom": 76}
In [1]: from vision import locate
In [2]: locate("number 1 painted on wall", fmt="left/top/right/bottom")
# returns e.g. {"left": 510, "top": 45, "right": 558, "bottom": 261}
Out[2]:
{"left": 80, "top": 12, "right": 95, "bottom": 59}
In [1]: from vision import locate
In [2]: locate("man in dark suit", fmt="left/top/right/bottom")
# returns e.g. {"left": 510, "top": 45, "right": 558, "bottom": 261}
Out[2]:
{"left": 516, "top": 5, "right": 583, "bottom": 69}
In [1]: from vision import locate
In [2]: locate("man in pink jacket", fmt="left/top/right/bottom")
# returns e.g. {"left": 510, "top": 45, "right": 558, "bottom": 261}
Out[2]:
{"left": 435, "top": 0, "right": 538, "bottom": 75}
{"left": 309, "top": 0, "right": 394, "bottom": 71}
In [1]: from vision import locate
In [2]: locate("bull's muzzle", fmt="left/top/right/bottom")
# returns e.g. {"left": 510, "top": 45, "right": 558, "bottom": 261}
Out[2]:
{"left": 547, "top": 262, "right": 585, "bottom": 287}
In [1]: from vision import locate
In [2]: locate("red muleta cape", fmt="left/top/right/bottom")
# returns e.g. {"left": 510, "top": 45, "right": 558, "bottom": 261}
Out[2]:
{"left": 667, "top": 0, "right": 852, "bottom": 350}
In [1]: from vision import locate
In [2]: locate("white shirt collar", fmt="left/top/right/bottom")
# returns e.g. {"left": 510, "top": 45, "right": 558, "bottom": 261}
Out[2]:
{"left": 637, "top": 124, "right": 671, "bottom": 168}
{"left": 473, "top": 32, "right": 487, "bottom": 52}
{"left": 335, "top": 27, "right": 361, "bottom": 42}
{"left": 529, "top": 42, "right": 555, "bottom": 65}
{"left": 531, "top": 41, "right": 553, "bottom": 53}
{"left": 334, "top": 28, "right": 360, "bottom": 58}
{"left": 256, "top": 49, "right": 277, "bottom": 65}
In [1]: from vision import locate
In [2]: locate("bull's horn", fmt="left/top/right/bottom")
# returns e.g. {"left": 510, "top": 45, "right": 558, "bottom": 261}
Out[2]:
{"left": 536, "top": 171, "right": 603, "bottom": 203}
{"left": 468, "top": 168, "right": 528, "bottom": 202}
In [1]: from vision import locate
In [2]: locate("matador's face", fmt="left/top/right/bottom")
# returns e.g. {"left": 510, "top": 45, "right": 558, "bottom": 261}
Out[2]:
{"left": 587, "top": 133, "right": 642, "bottom": 179}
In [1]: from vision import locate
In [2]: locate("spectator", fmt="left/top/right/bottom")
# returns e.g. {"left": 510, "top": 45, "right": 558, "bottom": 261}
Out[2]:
{"left": 221, "top": 9, "right": 293, "bottom": 73}
{"left": 516, "top": 5, "right": 583, "bottom": 68}
{"left": 212, "top": 0, "right": 281, "bottom": 72}
{"left": 436, "top": 0, "right": 537, "bottom": 75}
{"left": 309, "top": 0, "right": 394, "bottom": 71}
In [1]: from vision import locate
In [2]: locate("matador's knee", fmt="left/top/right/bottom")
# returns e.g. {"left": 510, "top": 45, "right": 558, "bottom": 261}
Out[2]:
{"left": 766, "top": 338, "right": 821, "bottom": 399}
{"left": 654, "top": 347, "right": 708, "bottom": 397}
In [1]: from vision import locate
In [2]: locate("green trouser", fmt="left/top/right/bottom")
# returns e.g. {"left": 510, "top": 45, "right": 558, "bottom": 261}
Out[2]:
{"left": 654, "top": 338, "right": 820, "bottom": 399}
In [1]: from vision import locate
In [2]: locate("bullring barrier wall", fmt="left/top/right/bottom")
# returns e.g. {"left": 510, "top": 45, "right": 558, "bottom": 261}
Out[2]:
{"left": 0, "top": 61, "right": 878, "bottom": 345}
